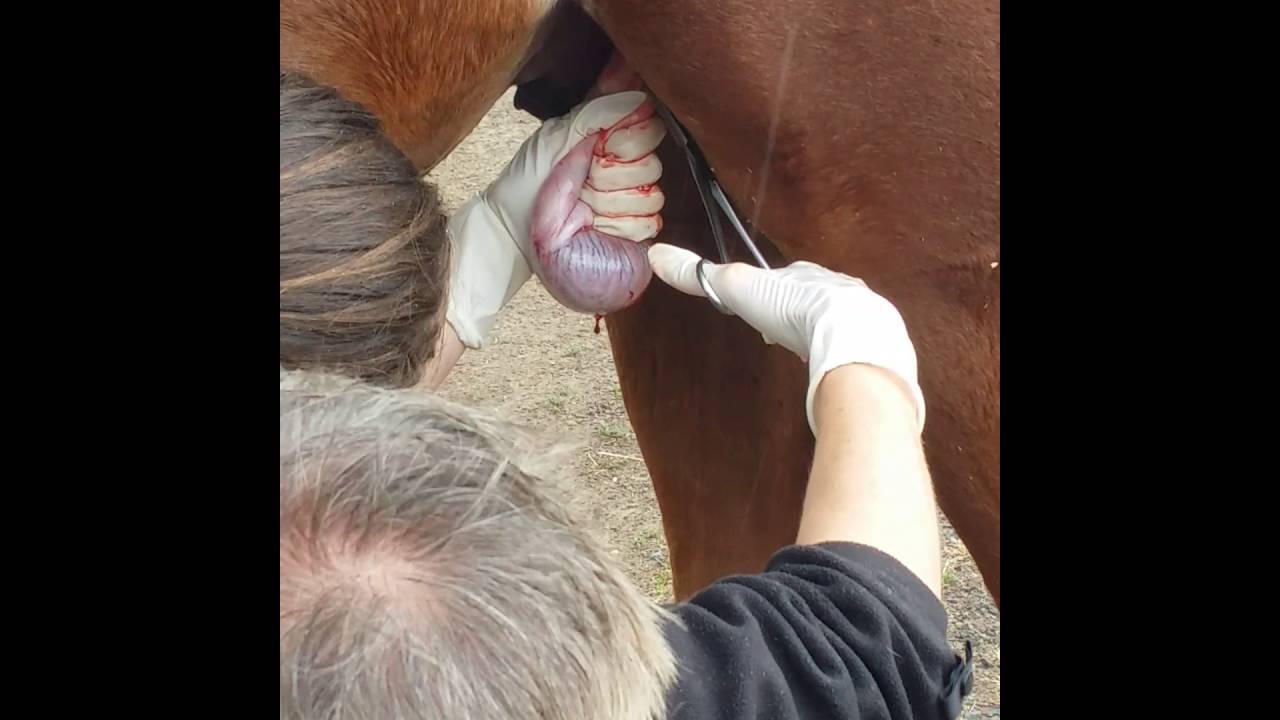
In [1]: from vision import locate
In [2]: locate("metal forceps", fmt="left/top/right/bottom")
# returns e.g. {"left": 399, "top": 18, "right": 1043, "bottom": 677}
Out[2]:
{"left": 655, "top": 104, "right": 770, "bottom": 316}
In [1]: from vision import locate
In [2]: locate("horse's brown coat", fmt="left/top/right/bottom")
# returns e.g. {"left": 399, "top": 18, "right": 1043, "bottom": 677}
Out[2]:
{"left": 586, "top": 0, "right": 1000, "bottom": 604}
{"left": 281, "top": 0, "right": 555, "bottom": 169}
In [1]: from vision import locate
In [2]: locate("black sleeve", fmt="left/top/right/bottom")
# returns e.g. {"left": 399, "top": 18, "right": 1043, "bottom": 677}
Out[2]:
{"left": 664, "top": 542, "right": 973, "bottom": 720}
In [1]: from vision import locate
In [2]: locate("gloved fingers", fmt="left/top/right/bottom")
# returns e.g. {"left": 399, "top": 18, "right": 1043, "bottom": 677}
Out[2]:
{"left": 589, "top": 153, "right": 662, "bottom": 191}
{"left": 649, "top": 244, "right": 817, "bottom": 355}
{"left": 568, "top": 91, "right": 653, "bottom": 140}
{"left": 647, "top": 244, "right": 713, "bottom": 296}
{"left": 647, "top": 244, "right": 769, "bottom": 311}
{"left": 580, "top": 183, "right": 665, "bottom": 218}
{"left": 593, "top": 214, "right": 662, "bottom": 242}
{"left": 599, "top": 114, "right": 665, "bottom": 160}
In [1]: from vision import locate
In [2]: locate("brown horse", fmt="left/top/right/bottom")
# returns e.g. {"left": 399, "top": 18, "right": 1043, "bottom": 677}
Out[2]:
{"left": 281, "top": 0, "right": 1000, "bottom": 606}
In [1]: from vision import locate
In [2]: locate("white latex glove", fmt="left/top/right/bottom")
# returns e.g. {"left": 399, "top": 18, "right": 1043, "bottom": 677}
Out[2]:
{"left": 445, "top": 91, "right": 666, "bottom": 349}
{"left": 647, "top": 244, "right": 925, "bottom": 435}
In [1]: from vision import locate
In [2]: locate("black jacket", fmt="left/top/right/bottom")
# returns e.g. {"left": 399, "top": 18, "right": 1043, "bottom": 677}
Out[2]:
{"left": 664, "top": 542, "right": 973, "bottom": 719}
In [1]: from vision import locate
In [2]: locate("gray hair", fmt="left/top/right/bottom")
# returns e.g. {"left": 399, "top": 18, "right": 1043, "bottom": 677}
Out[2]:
{"left": 280, "top": 370, "right": 677, "bottom": 720}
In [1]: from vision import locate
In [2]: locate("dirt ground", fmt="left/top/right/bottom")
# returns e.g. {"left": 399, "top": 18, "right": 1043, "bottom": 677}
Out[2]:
{"left": 429, "top": 90, "right": 1001, "bottom": 717}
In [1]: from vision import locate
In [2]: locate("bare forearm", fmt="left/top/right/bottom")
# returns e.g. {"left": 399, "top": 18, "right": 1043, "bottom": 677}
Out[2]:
{"left": 796, "top": 364, "right": 942, "bottom": 598}
{"left": 417, "top": 322, "right": 467, "bottom": 390}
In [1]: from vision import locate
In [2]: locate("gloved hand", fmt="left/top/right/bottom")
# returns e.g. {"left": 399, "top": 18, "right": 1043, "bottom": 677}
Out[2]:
{"left": 446, "top": 90, "right": 666, "bottom": 349}
{"left": 647, "top": 244, "right": 925, "bottom": 435}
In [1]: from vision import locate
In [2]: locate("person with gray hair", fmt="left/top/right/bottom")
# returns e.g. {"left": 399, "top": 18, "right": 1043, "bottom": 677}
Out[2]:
{"left": 280, "top": 369, "right": 677, "bottom": 720}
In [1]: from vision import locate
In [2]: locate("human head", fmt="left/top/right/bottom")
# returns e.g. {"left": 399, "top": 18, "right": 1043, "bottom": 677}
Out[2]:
{"left": 279, "top": 370, "right": 677, "bottom": 719}
{"left": 280, "top": 73, "right": 449, "bottom": 388}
